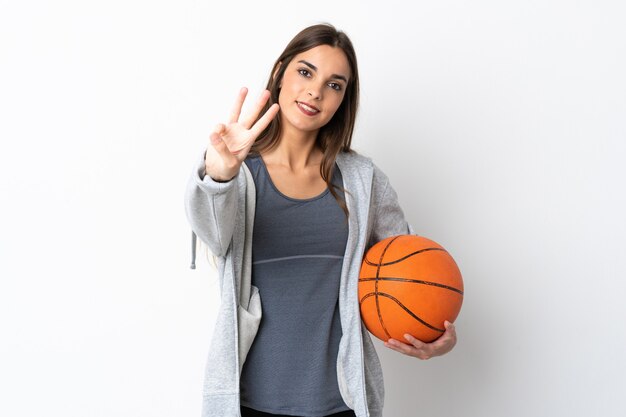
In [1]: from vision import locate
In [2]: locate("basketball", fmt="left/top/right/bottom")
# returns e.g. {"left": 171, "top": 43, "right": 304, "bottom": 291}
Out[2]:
{"left": 358, "top": 234, "right": 464, "bottom": 343}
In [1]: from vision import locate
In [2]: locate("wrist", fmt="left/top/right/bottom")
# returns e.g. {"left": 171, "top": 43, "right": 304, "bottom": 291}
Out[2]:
{"left": 204, "top": 168, "right": 235, "bottom": 183}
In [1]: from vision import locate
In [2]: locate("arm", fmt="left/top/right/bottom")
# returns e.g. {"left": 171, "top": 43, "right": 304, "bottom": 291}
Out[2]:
{"left": 368, "top": 164, "right": 416, "bottom": 249}
{"left": 369, "top": 164, "right": 458, "bottom": 359}
{"left": 184, "top": 88, "right": 279, "bottom": 258}
{"left": 184, "top": 152, "right": 239, "bottom": 258}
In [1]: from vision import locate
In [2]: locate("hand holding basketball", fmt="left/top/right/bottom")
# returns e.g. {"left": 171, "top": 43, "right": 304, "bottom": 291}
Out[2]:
{"left": 384, "top": 320, "right": 457, "bottom": 360}
{"left": 358, "top": 234, "right": 464, "bottom": 358}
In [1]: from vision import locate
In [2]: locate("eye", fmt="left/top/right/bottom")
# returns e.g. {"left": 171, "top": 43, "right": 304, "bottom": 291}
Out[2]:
{"left": 298, "top": 68, "right": 311, "bottom": 77}
{"left": 328, "top": 82, "right": 342, "bottom": 91}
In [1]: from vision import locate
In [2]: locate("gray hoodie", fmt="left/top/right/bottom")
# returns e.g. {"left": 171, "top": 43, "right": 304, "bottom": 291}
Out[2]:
{"left": 185, "top": 150, "right": 415, "bottom": 417}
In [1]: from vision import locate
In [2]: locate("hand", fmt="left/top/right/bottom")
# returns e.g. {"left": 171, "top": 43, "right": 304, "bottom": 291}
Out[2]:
{"left": 384, "top": 321, "right": 457, "bottom": 360}
{"left": 205, "top": 87, "right": 280, "bottom": 181}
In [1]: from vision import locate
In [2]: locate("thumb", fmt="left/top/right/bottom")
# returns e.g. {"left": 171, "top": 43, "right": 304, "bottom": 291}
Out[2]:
{"left": 209, "top": 131, "right": 232, "bottom": 157}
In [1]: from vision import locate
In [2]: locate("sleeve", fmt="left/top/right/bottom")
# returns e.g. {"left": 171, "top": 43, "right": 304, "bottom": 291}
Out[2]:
{"left": 367, "top": 164, "right": 417, "bottom": 250}
{"left": 184, "top": 151, "right": 240, "bottom": 258}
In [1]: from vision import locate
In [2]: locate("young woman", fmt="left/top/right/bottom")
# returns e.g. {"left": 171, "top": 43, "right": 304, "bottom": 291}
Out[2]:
{"left": 185, "top": 23, "right": 457, "bottom": 417}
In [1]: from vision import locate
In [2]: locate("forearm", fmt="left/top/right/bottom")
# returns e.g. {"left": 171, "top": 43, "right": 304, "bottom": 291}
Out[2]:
{"left": 185, "top": 152, "right": 239, "bottom": 257}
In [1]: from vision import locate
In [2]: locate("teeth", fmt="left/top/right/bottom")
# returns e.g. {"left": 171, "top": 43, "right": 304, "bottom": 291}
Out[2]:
{"left": 298, "top": 102, "right": 318, "bottom": 113}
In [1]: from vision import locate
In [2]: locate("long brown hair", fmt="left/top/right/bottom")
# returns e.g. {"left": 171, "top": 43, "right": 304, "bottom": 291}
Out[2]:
{"left": 250, "top": 23, "right": 359, "bottom": 216}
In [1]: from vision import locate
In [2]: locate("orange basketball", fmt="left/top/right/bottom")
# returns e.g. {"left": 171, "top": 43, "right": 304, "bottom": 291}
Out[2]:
{"left": 359, "top": 234, "right": 464, "bottom": 343}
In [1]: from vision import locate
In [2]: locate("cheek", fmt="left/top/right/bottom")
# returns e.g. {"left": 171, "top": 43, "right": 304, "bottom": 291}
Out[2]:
{"left": 278, "top": 78, "right": 297, "bottom": 104}
{"left": 280, "top": 72, "right": 300, "bottom": 93}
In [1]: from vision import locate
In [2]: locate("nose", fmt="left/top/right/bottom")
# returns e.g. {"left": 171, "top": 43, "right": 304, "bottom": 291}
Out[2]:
{"left": 307, "top": 83, "right": 322, "bottom": 100}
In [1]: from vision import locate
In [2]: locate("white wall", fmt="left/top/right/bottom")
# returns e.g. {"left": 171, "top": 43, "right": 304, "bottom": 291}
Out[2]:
{"left": 1, "top": 1, "right": 624, "bottom": 416}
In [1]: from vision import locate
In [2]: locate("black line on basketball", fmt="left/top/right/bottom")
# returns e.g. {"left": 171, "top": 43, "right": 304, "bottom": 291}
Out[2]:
{"left": 360, "top": 292, "right": 445, "bottom": 333}
{"left": 365, "top": 247, "right": 447, "bottom": 267}
{"left": 359, "top": 276, "right": 464, "bottom": 295}
{"left": 374, "top": 236, "right": 400, "bottom": 341}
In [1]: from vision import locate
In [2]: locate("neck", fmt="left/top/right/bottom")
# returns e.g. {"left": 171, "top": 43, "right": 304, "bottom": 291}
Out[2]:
{"left": 263, "top": 127, "right": 322, "bottom": 171}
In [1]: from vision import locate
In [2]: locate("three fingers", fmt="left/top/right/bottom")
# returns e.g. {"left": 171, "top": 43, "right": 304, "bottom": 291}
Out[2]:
{"left": 229, "top": 88, "right": 279, "bottom": 130}
{"left": 216, "top": 88, "right": 279, "bottom": 155}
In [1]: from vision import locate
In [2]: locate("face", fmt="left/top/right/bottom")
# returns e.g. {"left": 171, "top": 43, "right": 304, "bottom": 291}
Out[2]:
{"left": 277, "top": 45, "right": 351, "bottom": 136}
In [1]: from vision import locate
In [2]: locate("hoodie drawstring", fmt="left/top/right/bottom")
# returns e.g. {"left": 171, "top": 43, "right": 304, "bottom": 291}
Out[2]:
{"left": 190, "top": 231, "right": 197, "bottom": 269}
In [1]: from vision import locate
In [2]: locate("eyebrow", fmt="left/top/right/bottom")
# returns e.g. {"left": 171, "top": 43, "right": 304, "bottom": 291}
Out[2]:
{"left": 297, "top": 60, "right": 348, "bottom": 83}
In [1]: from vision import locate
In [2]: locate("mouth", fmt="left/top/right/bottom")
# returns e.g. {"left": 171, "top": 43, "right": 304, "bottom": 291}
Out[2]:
{"left": 296, "top": 101, "right": 320, "bottom": 116}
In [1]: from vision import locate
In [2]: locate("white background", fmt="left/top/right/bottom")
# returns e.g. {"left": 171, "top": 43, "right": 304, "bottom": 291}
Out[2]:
{"left": 1, "top": 1, "right": 625, "bottom": 416}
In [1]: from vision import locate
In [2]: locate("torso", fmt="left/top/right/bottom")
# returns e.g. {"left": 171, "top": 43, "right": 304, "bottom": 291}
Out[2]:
{"left": 240, "top": 155, "right": 350, "bottom": 415}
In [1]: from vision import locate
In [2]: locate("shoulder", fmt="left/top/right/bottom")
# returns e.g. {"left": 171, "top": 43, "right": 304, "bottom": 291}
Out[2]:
{"left": 336, "top": 149, "right": 373, "bottom": 169}
{"left": 337, "top": 150, "right": 389, "bottom": 173}
{"left": 336, "top": 150, "right": 391, "bottom": 186}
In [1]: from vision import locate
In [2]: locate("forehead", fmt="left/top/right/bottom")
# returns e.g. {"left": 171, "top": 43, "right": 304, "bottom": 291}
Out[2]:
{"left": 291, "top": 45, "right": 351, "bottom": 79}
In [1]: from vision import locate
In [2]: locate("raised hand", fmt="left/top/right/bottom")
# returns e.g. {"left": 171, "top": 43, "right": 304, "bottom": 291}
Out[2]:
{"left": 205, "top": 88, "right": 280, "bottom": 181}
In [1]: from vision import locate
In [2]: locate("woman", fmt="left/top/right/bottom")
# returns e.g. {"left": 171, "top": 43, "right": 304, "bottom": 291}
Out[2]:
{"left": 185, "top": 23, "right": 457, "bottom": 417}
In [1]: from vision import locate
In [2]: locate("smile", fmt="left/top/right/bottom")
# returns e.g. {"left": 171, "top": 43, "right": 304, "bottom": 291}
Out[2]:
{"left": 296, "top": 101, "right": 320, "bottom": 115}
